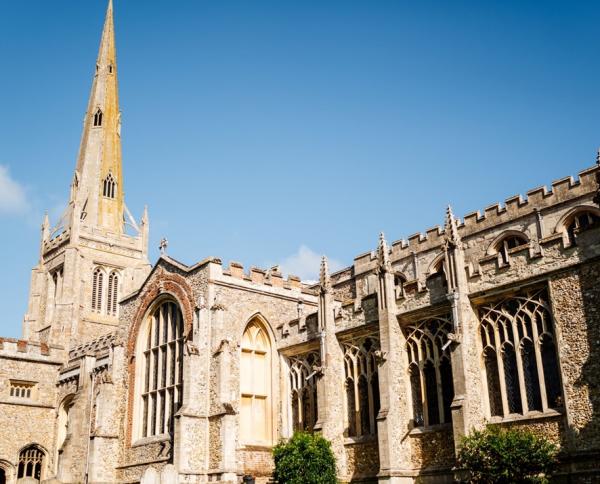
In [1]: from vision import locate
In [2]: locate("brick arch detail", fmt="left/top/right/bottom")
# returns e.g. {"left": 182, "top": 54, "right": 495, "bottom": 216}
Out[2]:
{"left": 125, "top": 271, "right": 196, "bottom": 445}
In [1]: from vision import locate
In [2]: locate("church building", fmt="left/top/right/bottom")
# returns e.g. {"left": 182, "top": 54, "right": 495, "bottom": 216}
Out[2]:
{"left": 0, "top": 2, "right": 599, "bottom": 483}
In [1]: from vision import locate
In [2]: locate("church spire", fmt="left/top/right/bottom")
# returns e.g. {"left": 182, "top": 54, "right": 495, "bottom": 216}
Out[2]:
{"left": 71, "top": 0, "right": 124, "bottom": 233}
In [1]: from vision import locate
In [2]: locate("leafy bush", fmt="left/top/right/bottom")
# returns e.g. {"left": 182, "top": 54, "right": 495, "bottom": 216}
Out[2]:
{"left": 273, "top": 431, "right": 337, "bottom": 484}
{"left": 458, "top": 426, "right": 558, "bottom": 483}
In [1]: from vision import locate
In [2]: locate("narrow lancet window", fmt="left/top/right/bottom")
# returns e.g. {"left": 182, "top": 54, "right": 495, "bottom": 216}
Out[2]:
{"left": 93, "top": 108, "right": 103, "bottom": 127}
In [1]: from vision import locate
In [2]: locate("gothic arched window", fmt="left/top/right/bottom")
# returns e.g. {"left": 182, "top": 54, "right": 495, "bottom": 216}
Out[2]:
{"left": 103, "top": 173, "right": 116, "bottom": 199}
{"left": 404, "top": 316, "right": 454, "bottom": 427}
{"left": 240, "top": 319, "right": 273, "bottom": 445}
{"left": 566, "top": 210, "right": 600, "bottom": 246}
{"left": 288, "top": 352, "right": 319, "bottom": 433}
{"left": 494, "top": 234, "right": 529, "bottom": 265}
{"left": 479, "top": 287, "right": 563, "bottom": 418}
{"left": 92, "top": 268, "right": 104, "bottom": 313}
{"left": 343, "top": 336, "right": 380, "bottom": 437}
{"left": 107, "top": 271, "right": 119, "bottom": 316}
{"left": 137, "top": 300, "right": 184, "bottom": 439}
{"left": 93, "top": 108, "right": 103, "bottom": 127}
{"left": 17, "top": 445, "right": 44, "bottom": 482}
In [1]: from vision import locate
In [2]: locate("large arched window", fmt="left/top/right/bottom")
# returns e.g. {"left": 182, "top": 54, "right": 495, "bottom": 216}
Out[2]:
{"left": 479, "top": 287, "right": 562, "bottom": 418}
{"left": 288, "top": 352, "right": 319, "bottom": 432}
{"left": 240, "top": 318, "right": 273, "bottom": 446}
{"left": 343, "top": 336, "right": 380, "bottom": 437}
{"left": 137, "top": 300, "right": 184, "bottom": 439}
{"left": 17, "top": 445, "right": 45, "bottom": 482}
{"left": 404, "top": 316, "right": 454, "bottom": 427}
{"left": 91, "top": 268, "right": 104, "bottom": 313}
{"left": 107, "top": 271, "right": 119, "bottom": 316}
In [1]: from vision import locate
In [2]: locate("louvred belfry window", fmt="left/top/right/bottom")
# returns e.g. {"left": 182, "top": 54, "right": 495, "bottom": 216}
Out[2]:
{"left": 140, "top": 300, "right": 184, "bottom": 438}
{"left": 92, "top": 268, "right": 104, "bottom": 313}
{"left": 479, "top": 287, "right": 563, "bottom": 418}
{"left": 107, "top": 271, "right": 119, "bottom": 316}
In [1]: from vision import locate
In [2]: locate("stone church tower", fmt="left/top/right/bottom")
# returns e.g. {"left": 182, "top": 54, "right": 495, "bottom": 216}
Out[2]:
{"left": 23, "top": 0, "right": 150, "bottom": 350}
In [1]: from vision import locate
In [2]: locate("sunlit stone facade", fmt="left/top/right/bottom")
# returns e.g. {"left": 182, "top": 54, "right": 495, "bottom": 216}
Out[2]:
{"left": 1, "top": 2, "right": 599, "bottom": 483}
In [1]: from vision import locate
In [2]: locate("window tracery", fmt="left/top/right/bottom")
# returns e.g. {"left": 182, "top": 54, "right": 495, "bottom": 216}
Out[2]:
{"left": 479, "top": 287, "right": 562, "bottom": 418}
{"left": 343, "top": 336, "right": 380, "bottom": 437}
{"left": 93, "top": 108, "right": 103, "bottom": 127}
{"left": 138, "top": 300, "right": 184, "bottom": 438}
{"left": 288, "top": 352, "right": 319, "bottom": 432}
{"left": 102, "top": 173, "right": 116, "bottom": 199}
{"left": 17, "top": 446, "right": 44, "bottom": 482}
{"left": 404, "top": 316, "right": 454, "bottom": 427}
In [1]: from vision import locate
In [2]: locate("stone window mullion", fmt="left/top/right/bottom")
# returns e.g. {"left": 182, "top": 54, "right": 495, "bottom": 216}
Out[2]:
{"left": 530, "top": 312, "right": 549, "bottom": 412}
{"left": 511, "top": 315, "right": 529, "bottom": 414}
{"left": 432, "top": 342, "right": 445, "bottom": 424}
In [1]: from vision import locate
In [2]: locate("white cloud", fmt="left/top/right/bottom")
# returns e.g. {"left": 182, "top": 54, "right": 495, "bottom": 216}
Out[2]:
{"left": 278, "top": 245, "right": 344, "bottom": 282}
{"left": 0, "top": 165, "right": 29, "bottom": 215}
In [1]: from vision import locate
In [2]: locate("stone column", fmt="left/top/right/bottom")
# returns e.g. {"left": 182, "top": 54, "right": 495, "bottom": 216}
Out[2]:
{"left": 374, "top": 234, "right": 413, "bottom": 483}
{"left": 443, "top": 207, "right": 485, "bottom": 448}
{"left": 317, "top": 257, "right": 348, "bottom": 479}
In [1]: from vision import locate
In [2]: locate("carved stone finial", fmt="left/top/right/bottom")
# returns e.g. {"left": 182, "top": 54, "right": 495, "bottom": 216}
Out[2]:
{"left": 377, "top": 232, "right": 392, "bottom": 272}
{"left": 320, "top": 256, "right": 332, "bottom": 293}
{"left": 444, "top": 205, "right": 462, "bottom": 249}
{"left": 141, "top": 205, "right": 149, "bottom": 225}
{"left": 159, "top": 237, "right": 168, "bottom": 255}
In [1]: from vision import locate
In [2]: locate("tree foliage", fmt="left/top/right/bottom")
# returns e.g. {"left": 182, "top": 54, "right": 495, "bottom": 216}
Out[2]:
{"left": 458, "top": 426, "right": 558, "bottom": 483}
{"left": 273, "top": 432, "right": 337, "bottom": 484}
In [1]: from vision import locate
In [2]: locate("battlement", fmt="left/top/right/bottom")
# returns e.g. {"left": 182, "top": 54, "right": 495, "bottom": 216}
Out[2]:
{"left": 352, "top": 165, "right": 600, "bottom": 267}
{"left": 0, "top": 337, "right": 65, "bottom": 362}
{"left": 221, "top": 261, "right": 317, "bottom": 295}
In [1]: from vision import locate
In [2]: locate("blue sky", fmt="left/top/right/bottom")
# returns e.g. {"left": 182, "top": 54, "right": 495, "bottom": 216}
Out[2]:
{"left": 0, "top": 0, "right": 599, "bottom": 338}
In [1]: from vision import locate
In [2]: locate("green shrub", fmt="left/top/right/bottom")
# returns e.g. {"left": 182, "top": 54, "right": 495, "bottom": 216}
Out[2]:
{"left": 273, "top": 431, "right": 337, "bottom": 484}
{"left": 458, "top": 426, "right": 558, "bottom": 483}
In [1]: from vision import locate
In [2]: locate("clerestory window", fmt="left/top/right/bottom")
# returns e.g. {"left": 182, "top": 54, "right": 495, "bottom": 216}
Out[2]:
{"left": 496, "top": 234, "right": 528, "bottom": 265}
{"left": 566, "top": 210, "right": 600, "bottom": 246}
